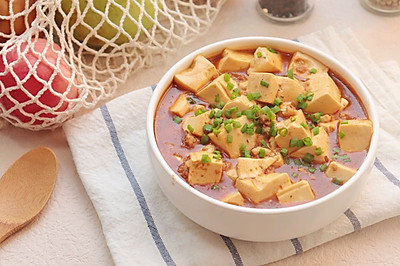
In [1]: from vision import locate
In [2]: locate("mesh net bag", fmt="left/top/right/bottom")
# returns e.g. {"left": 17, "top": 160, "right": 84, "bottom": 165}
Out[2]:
{"left": 0, "top": 0, "right": 226, "bottom": 130}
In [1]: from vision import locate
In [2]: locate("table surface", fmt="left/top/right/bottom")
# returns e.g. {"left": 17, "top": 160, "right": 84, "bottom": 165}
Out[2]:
{"left": 1, "top": 0, "right": 400, "bottom": 265}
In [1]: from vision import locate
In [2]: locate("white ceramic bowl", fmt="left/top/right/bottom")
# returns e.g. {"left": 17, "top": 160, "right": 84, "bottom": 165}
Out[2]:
{"left": 146, "top": 37, "right": 379, "bottom": 242}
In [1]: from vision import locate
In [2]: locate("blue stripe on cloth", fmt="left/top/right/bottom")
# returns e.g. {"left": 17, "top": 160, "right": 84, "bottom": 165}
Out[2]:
{"left": 220, "top": 235, "right": 243, "bottom": 266}
{"left": 374, "top": 158, "right": 400, "bottom": 189}
{"left": 290, "top": 238, "right": 303, "bottom": 254}
{"left": 100, "top": 104, "right": 176, "bottom": 266}
{"left": 344, "top": 209, "right": 361, "bottom": 231}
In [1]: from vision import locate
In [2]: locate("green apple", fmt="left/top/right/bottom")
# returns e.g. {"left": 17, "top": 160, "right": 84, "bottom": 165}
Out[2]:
{"left": 57, "top": 0, "right": 158, "bottom": 48}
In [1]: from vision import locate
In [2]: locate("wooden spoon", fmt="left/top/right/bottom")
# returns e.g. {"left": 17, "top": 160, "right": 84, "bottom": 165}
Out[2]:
{"left": 0, "top": 147, "right": 57, "bottom": 243}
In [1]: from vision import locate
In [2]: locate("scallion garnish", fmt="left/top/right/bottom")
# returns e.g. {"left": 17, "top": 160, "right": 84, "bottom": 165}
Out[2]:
{"left": 338, "top": 131, "right": 346, "bottom": 138}
{"left": 287, "top": 68, "right": 294, "bottom": 79}
{"left": 201, "top": 154, "right": 211, "bottom": 164}
{"left": 309, "top": 68, "right": 317, "bottom": 74}
{"left": 201, "top": 134, "right": 209, "bottom": 145}
{"left": 173, "top": 116, "right": 182, "bottom": 124}
{"left": 303, "top": 153, "right": 314, "bottom": 164}
{"left": 259, "top": 148, "right": 266, "bottom": 158}
{"left": 260, "top": 80, "right": 269, "bottom": 87}
{"left": 187, "top": 124, "right": 194, "bottom": 132}
{"left": 224, "top": 73, "right": 230, "bottom": 82}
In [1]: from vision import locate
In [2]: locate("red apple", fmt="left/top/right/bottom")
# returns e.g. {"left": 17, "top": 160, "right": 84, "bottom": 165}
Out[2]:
{"left": 0, "top": 38, "right": 79, "bottom": 127}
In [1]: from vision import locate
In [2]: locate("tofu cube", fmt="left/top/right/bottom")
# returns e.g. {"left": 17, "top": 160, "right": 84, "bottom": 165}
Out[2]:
{"left": 276, "top": 180, "right": 315, "bottom": 203}
{"left": 208, "top": 116, "right": 257, "bottom": 158}
{"left": 288, "top": 51, "right": 328, "bottom": 79}
{"left": 174, "top": 55, "right": 218, "bottom": 93}
{"left": 169, "top": 93, "right": 190, "bottom": 117}
{"left": 320, "top": 120, "right": 339, "bottom": 133}
{"left": 325, "top": 161, "right": 357, "bottom": 183}
{"left": 248, "top": 47, "right": 283, "bottom": 74}
{"left": 186, "top": 151, "right": 223, "bottom": 185}
{"left": 181, "top": 111, "right": 211, "bottom": 137}
{"left": 236, "top": 157, "right": 278, "bottom": 178}
{"left": 247, "top": 72, "right": 279, "bottom": 104}
{"left": 222, "top": 95, "right": 255, "bottom": 113}
{"left": 235, "top": 173, "right": 291, "bottom": 204}
{"left": 276, "top": 76, "right": 306, "bottom": 105}
{"left": 218, "top": 48, "right": 253, "bottom": 72}
{"left": 196, "top": 79, "right": 231, "bottom": 106}
{"left": 303, "top": 73, "right": 342, "bottom": 114}
{"left": 221, "top": 192, "right": 245, "bottom": 206}
{"left": 338, "top": 119, "right": 373, "bottom": 152}
{"left": 275, "top": 110, "right": 311, "bottom": 151}
{"left": 290, "top": 127, "right": 330, "bottom": 163}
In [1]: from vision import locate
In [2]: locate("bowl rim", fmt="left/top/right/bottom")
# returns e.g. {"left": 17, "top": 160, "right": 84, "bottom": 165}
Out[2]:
{"left": 146, "top": 36, "right": 379, "bottom": 215}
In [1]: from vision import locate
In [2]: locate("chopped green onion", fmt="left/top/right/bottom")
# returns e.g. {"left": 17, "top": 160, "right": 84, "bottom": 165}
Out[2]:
{"left": 266, "top": 46, "right": 277, "bottom": 53}
{"left": 216, "top": 110, "right": 223, "bottom": 118}
{"left": 300, "top": 121, "right": 308, "bottom": 128}
{"left": 214, "top": 94, "right": 220, "bottom": 103}
{"left": 224, "top": 124, "right": 233, "bottom": 133}
{"left": 273, "top": 97, "right": 283, "bottom": 106}
{"left": 227, "top": 134, "right": 233, "bottom": 143}
{"left": 187, "top": 124, "right": 194, "bottom": 132}
{"left": 260, "top": 80, "right": 269, "bottom": 87}
{"left": 332, "top": 177, "right": 343, "bottom": 186}
{"left": 320, "top": 164, "right": 327, "bottom": 172}
{"left": 224, "top": 73, "right": 230, "bottom": 82}
{"left": 203, "top": 124, "right": 213, "bottom": 133}
{"left": 209, "top": 109, "right": 215, "bottom": 118}
{"left": 280, "top": 148, "right": 288, "bottom": 157}
{"left": 303, "top": 137, "right": 313, "bottom": 147}
{"left": 213, "top": 150, "right": 222, "bottom": 160}
{"left": 260, "top": 139, "right": 268, "bottom": 148}
{"left": 297, "top": 101, "right": 307, "bottom": 109}
{"left": 255, "top": 126, "right": 265, "bottom": 134}
{"left": 305, "top": 91, "right": 314, "bottom": 101}
{"left": 256, "top": 51, "right": 262, "bottom": 58}
{"left": 309, "top": 68, "right": 317, "bottom": 74}
{"left": 338, "top": 131, "right": 346, "bottom": 138}
{"left": 312, "top": 126, "right": 320, "bottom": 135}
{"left": 287, "top": 68, "right": 294, "bottom": 79}
{"left": 271, "top": 105, "right": 281, "bottom": 114}
{"left": 240, "top": 143, "right": 246, "bottom": 151}
{"left": 269, "top": 121, "right": 278, "bottom": 137}
{"left": 294, "top": 159, "right": 302, "bottom": 165}
{"left": 341, "top": 120, "right": 349, "bottom": 124}
{"left": 247, "top": 92, "right": 262, "bottom": 101}
{"left": 292, "top": 172, "right": 298, "bottom": 178}
{"left": 233, "top": 121, "right": 242, "bottom": 128}
{"left": 201, "top": 154, "right": 211, "bottom": 164}
{"left": 311, "top": 112, "right": 323, "bottom": 124}
{"left": 195, "top": 109, "right": 206, "bottom": 116}
{"left": 226, "top": 82, "right": 234, "bottom": 90}
{"left": 201, "top": 134, "right": 209, "bottom": 145}
{"left": 278, "top": 127, "right": 288, "bottom": 137}
{"left": 315, "top": 147, "right": 322, "bottom": 156}
{"left": 186, "top": 97, "right": 196, "bottom": 104}
{"left": 259, "top": 148, "right": 266, "bottom": 158}
{"left": 243, "top": 150, "right": 251, "bottom": 158}
{"left": 308, "top": 167, "right": 316, "bottom": 173}
{"left": 173, "top": 116, "right": 182, "bottom": 124}
{"left": 303, "top": 153, "right": 314, "bottom": 164}
{"left": 290, "top": 116, "right": 296, "bottom": 122}
{"left": 212, "top": 184, "right": 220, "bottom": 190}
{"left": 289, "top": 138, "right": 299, "bottom": 148}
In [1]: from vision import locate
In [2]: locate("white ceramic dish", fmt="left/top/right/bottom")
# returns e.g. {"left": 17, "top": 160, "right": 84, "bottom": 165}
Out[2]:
{"left": 146, "top": 37, "right": 379, "bottom": 242}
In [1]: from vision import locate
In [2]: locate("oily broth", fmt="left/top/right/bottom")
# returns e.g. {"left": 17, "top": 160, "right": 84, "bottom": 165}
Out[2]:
{"left": 154, "top": 48, "right": 369, "bottom": 209}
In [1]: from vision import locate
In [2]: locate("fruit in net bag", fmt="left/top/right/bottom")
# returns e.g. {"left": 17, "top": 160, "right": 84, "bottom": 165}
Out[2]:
{"left": 0, "top": 0, "right": 37, "bottom": 43}
{"left": 57, "top": 0, "right": 158, "bottom": 49}
{"left": 0, "top": 38, "right": 79, "bottom": 127}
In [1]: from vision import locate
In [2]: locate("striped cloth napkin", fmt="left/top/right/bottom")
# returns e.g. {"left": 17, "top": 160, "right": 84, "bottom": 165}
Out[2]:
{"left": 63, "top": 27, "right": 400, "bottom": 265}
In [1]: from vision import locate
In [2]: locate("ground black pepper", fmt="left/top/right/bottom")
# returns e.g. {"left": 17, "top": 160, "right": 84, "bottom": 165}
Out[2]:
{"left": 258, "top": 0, "right": 308, "bottom": 18}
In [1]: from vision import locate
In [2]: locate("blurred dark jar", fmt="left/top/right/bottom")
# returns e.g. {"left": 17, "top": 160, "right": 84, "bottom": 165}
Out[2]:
{"left": 257, "top": 0, "right": 314, "bottom": 23}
